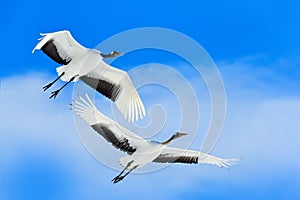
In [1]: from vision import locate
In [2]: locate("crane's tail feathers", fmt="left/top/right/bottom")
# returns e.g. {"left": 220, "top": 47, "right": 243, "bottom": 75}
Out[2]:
{"left": 118, "top": 156, "right": 135, "bottom": 170}
{"left": 56, "top": 66, "right": 67, "bottom": 77}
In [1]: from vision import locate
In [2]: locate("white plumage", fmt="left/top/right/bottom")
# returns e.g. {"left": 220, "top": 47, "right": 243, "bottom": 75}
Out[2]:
{"left": 33, "top": 30, "right": 145, "bottom": 122}
{"left": 72, "top": 94, "right": 239, "bottom": 184}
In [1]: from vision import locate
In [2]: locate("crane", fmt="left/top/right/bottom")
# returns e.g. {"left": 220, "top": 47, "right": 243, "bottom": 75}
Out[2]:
{"left": 72, "top": 94, "right": 239, "bottom": 184}
{"left": 32, "top": 30, "right": 145, "bottom": 122}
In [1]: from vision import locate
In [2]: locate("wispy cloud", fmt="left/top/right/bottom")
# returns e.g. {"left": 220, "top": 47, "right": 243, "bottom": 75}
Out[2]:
{"left": 0, "top": 56, "right": 299, "bottom": 199}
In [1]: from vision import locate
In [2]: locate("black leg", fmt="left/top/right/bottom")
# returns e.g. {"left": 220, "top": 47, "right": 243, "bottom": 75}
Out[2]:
{"left": 111, "top": 161, "right": 133, "bottom": 184}
{"left": 111, "top": 163, "right": 138, "bottom": 184}
{"left": 49, "top": 75, "right": 77, "bottom": 99}
{"left": 119, "top": 165, "right": 138, "bottom": 180}
{"left": 43, "top": 72, "right": 65, "bottom": 91}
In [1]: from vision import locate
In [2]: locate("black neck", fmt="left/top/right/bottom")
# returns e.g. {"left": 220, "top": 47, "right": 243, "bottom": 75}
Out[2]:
{"left": 162, "top": 135, "right": 175, "bottom": 145}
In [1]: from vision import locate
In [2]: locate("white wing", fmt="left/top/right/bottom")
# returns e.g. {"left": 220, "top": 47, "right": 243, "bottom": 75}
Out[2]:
{"left": 79, "top": 61, "right": 146, "bottom": 122}
{"left": 72, "top": 94, "right": 148, "bottom": 154}
{"left": 32, "top": 30, "right": 86, "bottom": 64}
{"left": 153, "top": 147, "right": 239, "bottom": 168}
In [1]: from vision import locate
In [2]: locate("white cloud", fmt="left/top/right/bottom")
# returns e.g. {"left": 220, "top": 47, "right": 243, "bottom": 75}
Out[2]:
{"left": 0, "top": 56, "right": 299, "bottom": 199}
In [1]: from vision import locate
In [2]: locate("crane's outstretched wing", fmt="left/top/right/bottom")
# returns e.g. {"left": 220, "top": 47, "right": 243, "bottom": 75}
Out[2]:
{"left": 32, "top": 30, "right": 86, "bottom": 65}
{"left": 72, "top": 94, "right": 148, "bottom": 155}
{"left": 80, "top": 61, "right": 146, "bottom": 122}
{"left": 153, "top": 147, "right": 239, "bottom": 168}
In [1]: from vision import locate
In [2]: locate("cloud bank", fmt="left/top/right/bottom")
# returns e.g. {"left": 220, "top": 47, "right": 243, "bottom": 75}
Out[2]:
{"left": 0, "top": 57, "right": 299, "bottom": 199}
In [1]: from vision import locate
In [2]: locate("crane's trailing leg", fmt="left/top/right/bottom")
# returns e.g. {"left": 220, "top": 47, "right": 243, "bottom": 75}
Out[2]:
{"left": 111, "top": 160, "right": 135, "bottom": 184}
{"left": 49, "top": 75, "right": 78, "bottom": 99}
{"left": 112, "top": 165, "right": 138, "bottom": 184}
{"left": 43, "top": 72, "right": 65, "bottom": 91}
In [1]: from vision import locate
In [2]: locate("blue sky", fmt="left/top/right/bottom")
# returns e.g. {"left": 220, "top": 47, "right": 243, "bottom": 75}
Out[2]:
{"left": 1, "top": 0, "right": 300, "bottom": 200}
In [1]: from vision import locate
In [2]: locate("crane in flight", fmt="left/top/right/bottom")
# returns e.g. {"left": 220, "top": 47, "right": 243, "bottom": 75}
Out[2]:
{"left": 72, "top": 94, "right": 239, "bottom": 184}
{"left": 33, "top": 30, "right": 145, "bottom": 122}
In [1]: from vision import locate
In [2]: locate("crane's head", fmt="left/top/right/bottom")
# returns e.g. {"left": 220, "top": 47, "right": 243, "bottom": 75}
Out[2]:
{"left": 110, "top": 51, "right": 123, "bottom": 57}
{"left": 162, "top": 132, "right": 188, "bottom": 145}
{"left": 172, "top": 132, "right": 188, "bottom": 139}
{"left": 100, "top": 51, "right": 123, "bottom": 58}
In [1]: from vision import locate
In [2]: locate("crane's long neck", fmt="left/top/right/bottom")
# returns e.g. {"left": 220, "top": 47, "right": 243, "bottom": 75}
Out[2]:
{"left": 101, "top": 51, "right": 123, "bottom": 58}
{"left": 162, "top": 135, "right": 176, "bottom": 145}
{"left": 162, "top": 132, "right": 187, "bottom": 145}
{"left": 100, "top": 53, "right": 115, "bottom": 58}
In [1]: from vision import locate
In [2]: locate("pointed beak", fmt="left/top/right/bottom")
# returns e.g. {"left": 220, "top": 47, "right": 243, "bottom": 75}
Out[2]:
{"left": 177, "top": 132, "right": 188, "bottom": 137}
{"left": 116, "top": 51, "right": 124, "bottom": 56}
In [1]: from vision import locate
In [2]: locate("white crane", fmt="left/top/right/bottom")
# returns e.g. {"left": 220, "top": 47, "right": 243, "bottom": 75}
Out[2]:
{"left": 32, "top": 30, "right": 145, "bottom": 122}
{"left": 72, "top": 94, "right": 239, "bottom": 184}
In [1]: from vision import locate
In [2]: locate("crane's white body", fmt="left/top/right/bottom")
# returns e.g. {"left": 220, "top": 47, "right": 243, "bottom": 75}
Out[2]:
{"left": 72, "top": 94, "right": 239, "bottom": 183}
{"left": 33, "top": 30, "right": 145, "bottom": 122}
{"left": 119, "top": 141, "right": 165, "bottom": 170}
{"left": 56, "top": 50, "right": 98, "bottom": 82}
